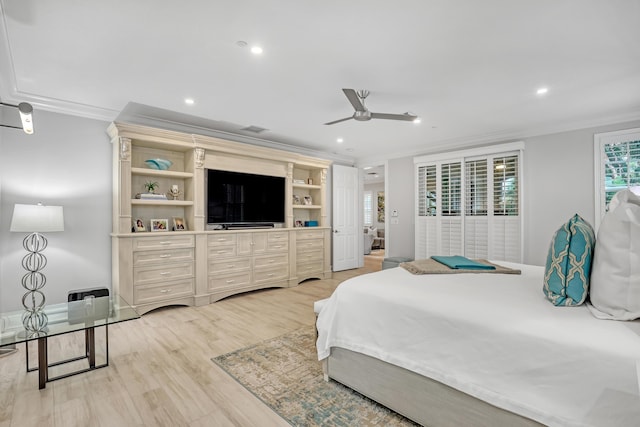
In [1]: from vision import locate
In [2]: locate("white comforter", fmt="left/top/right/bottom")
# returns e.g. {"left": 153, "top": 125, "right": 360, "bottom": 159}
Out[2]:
{"left": 316, "top": 262, "right": 640, "bottom": 427}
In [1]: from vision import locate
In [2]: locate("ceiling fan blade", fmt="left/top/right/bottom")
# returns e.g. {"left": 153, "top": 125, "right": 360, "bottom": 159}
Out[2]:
{"left": 324, "top": 116, "right": 353, "bottom": 125}
{"left": 343, "top": 89, "right": 366, "bottom": 112}
{"left": 371, "top": 112, "right": 417, "bottom": 121}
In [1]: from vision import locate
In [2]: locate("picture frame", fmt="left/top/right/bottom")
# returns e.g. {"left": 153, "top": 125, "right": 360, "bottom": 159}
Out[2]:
{"left": 295, "top": 220, "right": 303, "bottom": 227}
{"left": 303, "top": 195, "right": 313, "bottom": 205}
{"left": 133, "top": 218, "right": 146, "bottom": 232}
{"left": 293, "top": 195, "right": 301, "bottom": 205}
{"left": 172, "top": 217, "right": 187, "bottom": 231}
{"left": 151, "top": 218, "right": 169, "bottom": 232}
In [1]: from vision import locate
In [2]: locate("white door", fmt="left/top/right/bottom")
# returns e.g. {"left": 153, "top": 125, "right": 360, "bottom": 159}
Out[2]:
{"left": 332, "top": 164, "right": 359, "bottom": 271}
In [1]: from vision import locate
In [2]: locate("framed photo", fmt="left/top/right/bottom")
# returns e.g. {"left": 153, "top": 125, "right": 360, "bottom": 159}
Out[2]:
{"left": 303, "top": 195, "right": 313, "bottom": 205}
{"left": 151, "top": 219, "right": 169, "bottom": 232}
{"left": 293, "top": 195, "right": 301, "bottom": 205}
{"left": 173, "top": 217, "right": 187, "bottom": 231}
{"left": 295, "top": 220, "right": 303, "bottom": 227}
{"left": 133, "top": 218, "right": 146, "bottom": 232}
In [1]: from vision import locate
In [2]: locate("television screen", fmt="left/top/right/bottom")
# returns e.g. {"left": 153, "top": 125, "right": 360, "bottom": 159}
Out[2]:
{"left": 206, "top": 169, "right": 285, "bottom": 225}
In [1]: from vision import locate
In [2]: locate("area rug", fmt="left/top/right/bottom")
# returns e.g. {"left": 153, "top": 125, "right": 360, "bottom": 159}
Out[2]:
{"left": 212, "top": 327, "right": 417, "bottom": 426}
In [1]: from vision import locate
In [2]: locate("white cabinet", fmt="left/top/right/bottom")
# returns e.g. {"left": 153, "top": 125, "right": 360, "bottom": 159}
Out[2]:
{"left": 110, "top": 122, "right": 332, "bottom": 314}
{"left": 207, "top": 231, "right": 290, "bottom": 302}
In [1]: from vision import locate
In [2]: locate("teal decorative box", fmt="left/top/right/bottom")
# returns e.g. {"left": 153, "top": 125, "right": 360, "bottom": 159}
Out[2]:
{"left": 304, "top": 220, "right": 318, "bottom": 227}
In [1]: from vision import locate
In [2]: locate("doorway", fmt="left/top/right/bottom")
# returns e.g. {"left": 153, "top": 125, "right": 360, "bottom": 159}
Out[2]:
{"left": 363, "top": 164, "right": 385, "bottom": 271}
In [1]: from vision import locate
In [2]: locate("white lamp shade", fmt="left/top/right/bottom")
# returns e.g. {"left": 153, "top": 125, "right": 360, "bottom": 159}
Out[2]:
{"left": 10, "top": 204, "right": 64, "bottom": 232}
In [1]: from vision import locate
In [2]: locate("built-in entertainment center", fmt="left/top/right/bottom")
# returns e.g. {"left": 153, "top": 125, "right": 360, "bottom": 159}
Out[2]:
{"left": 109, "top": 122, "right": 332, "bottom": 314}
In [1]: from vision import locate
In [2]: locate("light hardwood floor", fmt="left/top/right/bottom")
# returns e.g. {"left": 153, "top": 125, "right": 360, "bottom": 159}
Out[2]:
{"left": 0, "top": 263, "right": 382, "bottom": 427}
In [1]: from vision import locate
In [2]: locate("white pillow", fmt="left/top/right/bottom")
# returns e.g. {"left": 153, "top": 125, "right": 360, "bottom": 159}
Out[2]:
{"left": 588, "top": 189, "right": 640, "bottom": 320}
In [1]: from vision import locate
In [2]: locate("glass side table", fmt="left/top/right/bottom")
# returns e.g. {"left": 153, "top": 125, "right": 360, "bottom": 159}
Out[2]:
{"left": 0, "top": 295, "right": 140, "bottom": 389}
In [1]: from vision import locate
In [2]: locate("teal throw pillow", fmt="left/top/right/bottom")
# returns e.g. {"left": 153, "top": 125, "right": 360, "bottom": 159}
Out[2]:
{"left": 543, "top": 214, "right": 596, "bottom": 306}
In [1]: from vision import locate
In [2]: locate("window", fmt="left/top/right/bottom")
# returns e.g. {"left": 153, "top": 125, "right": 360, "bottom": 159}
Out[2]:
{"left": 414, "top": 142, "right": 524, "bottom": 262}
{"left": 595, "top": 128, "right": 640, "bottom": 229}
{"left": 363, "top": 190, "right": 373, "bottom": 226}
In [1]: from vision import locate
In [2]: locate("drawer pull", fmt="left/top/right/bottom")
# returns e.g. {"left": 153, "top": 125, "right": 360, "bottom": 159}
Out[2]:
{"left": 268, "top": 260, "right": 275, "bottom": 263}
{"left": 160, "top": 241, "right": 172, "bottom": 245}
{"left": 226, "top": 279, "right": 235, "bottom": 284}
{"left": 227, "top": 264, "right": 235, "bottom": 268}
{"left": 217, "top": 250, "right": 230, "bottom": 254}
{"left": 160, "top": 254, "right": 172, "bottom": 258}
{"left": 160, "top": 289, "right": 172, "bottom": 293}
{"left": 267, "top": 273, "right": 274, "bottom": 277}
{"left": 217, "top": 238, "right": 229, "bottom": 242}
{"left": 159, "top": 272, "right": 171, "bottom": 276}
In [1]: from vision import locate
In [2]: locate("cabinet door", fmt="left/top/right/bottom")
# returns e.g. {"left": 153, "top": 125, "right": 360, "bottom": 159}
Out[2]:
{"left": 237, "top": 233, "right": 253, "bottom": 256}
{"left": 252, "top": 232, "right": 268, "bottom": 254}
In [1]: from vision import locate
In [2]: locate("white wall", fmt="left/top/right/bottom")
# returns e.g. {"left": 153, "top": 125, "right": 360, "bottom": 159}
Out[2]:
{"left": 386, "top": 118, "right": 640, "bottom": 266}
{"left": 0, "top": 110, "right": 111, "bottom": 312}
{"left": 386, "top": 156, "right": 415, "bottom": 259}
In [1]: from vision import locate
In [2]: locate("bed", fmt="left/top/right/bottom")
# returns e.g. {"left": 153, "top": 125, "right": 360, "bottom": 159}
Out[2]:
{"left": 315, "top": 262, "right": 640, "bottom": 427}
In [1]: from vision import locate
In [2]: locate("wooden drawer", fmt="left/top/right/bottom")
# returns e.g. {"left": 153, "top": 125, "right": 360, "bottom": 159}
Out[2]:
{"left": 134, "top": 278, "right": 194, "bottom": 305}
{"left": 268, "top": 231, "right": 289, "bottom": 243}
{"left": 133, "top": 235, "right": 194, "bottom": 251}
{"left": 209, "top": 257, "right": 251, "bottom": 274}
{"left": 297, "top": 238, "right": 323, "bottom": 251}
{"left": 134, "top": 262, "right": 194, "bottom": 286}
{"left": 208, "top": 245, "right": 237, "bottom": 258}
{"left": 296, "top": 248, "right": 323, "bottom": 262}
{"left": 254, "top": 265, "right": 289, "bottom": 284}
{"left": 267, "top": 239, "right": 289, "bottom": 253}
{"left": 208, "top": 271, "right": 252, "bottom": 291}
{"left": 296, "top": 229, "right": 325, "bottom": 240}
{"left": 254, "top": 253, "right": 288, "bottom": 269}
{"left": 133, "top": 248, "right": 194, "bottom": 266}
{"left": 208, "top": 234, "right": 237, "bottom": 246}
{"left": 297, "top": 260, "right": 323, "bottom": 275}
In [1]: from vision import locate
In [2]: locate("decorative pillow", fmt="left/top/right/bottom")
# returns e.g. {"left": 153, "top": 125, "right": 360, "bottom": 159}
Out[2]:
{"left": 543, "top": 214, "right": 596, "bottom": 306}
{"left": 588, "top": 189, "right": 640, "bottom": 320}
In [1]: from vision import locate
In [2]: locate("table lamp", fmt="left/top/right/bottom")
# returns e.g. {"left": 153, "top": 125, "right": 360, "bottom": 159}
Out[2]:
{"left": 10, "top": 203, "right": 64, "bottom": 332}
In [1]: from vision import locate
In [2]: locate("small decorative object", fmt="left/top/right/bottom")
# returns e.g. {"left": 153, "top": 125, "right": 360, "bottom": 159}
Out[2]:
{"left": 151, "top": 219, "right": 169, "bottom": 232}
{"left": 173, "top": 217, "right": 186, "bottom": 231}
{"left": 168, "top": 184, "right": 182, "bottom": 200}
{"left": 293, "top": 179, "right": 305, "bottom": 184}
{"left": 144, "top": 181, "right": 159, "bottom": 194}
{"left": 377, "top": 191, "right": 385, "bottom": 222}
{"left": 293, "top": 195, "right": 301, "bottom": 205}
{"left": 307, "top": 178, "right": 313, "bottom": 185}
{"left": 144, "top": 158, "right": 172, "bottom": 170}
{"left": 295, "top": 220, "right": 303, "bottom": 227}
{"left": 303, "top": 195, "right": 313, "bottom": 205}
{"left": 304, "top": 220, "right": 318, "bottom": 227}
{"left": 133, "top": 218, "right": 146, "bottom": 232}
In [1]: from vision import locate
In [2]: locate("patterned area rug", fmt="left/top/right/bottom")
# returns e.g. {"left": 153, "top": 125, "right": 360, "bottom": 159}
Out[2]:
{"left": 212, "top": 327, "right": 417, "bottom": 426}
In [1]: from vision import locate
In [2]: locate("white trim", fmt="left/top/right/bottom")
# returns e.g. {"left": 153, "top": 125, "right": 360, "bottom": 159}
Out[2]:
{"left": 414, "top": 141, "right": 525, "bottom": 164}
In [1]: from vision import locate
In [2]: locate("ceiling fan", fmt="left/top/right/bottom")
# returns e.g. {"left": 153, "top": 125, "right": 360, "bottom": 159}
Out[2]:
{"left": 325, "top": 88, "right": 418, "bottom": 125}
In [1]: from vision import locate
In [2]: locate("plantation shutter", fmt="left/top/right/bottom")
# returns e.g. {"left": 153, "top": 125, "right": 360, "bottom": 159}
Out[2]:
{"left": 594, "top": 129, "right": 640, "bottom": 230}
{"left": 440, "top": 162, "right": 463, "bottom": 256}
{"left": 415, "top": 142, "right": 523, "bottom": 262}
{"left": 490, "top": 155, "right": 520, "bottom": 262}
{"left": 465, "top": 159, "right": 488, "bottom": 259}
{"left": 416, "top": 165, "right": 437, "bottom": 259}
{"left": 363, "top": 191, "right": 373, "bottom": 226}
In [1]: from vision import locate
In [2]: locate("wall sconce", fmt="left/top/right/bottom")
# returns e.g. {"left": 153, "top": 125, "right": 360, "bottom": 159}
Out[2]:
{"left": 1, "top": 101, "right": 34, "bottom": 134}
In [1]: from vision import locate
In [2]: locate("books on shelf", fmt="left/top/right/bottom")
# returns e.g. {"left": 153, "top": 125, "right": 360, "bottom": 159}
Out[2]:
{"left": 137, "top": 193, "right": 168, "bottom": 200}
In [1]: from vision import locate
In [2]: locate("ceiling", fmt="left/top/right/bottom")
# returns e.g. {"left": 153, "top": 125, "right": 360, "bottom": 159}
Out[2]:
{"left": 1, "top": 1, "right": 639, "bottom": 166}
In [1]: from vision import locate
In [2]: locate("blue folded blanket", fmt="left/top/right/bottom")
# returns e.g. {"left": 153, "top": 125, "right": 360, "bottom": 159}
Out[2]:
{"left": 430, "top": 255, "right": 496, "bottom": 270}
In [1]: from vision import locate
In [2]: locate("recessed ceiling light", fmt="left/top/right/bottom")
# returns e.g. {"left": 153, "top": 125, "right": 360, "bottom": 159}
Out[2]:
{"left": 185, "top": 98, "right": 195, "bottom": 105}
{"left": 251, "top": 46, "right": 263, "bottom": 55}
{"left": 363, "top": 166, "right": 373, "bottom": 170}
{"left": 337, "top": 138, "right": 344, "bottom": 143}
{"left": 536, "top": 87, "right": 548, "bottom": 95}
{"left": 413, "top": 117, "right": 421, "bottom": 124}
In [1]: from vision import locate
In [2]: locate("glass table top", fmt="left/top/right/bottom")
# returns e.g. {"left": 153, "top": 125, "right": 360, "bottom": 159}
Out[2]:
{"left": 0, "top": 295, "right": 140, "bottom": 346}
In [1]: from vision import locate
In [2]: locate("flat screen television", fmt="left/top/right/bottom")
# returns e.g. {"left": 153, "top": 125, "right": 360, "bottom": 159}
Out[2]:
{"left": 206, "top": 169, "right": 285, "bottom": 227}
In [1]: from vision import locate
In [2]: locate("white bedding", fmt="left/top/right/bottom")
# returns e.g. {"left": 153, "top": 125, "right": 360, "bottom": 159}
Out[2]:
{"left": 316, "top": 262, "right": 640, "bottom": 427}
